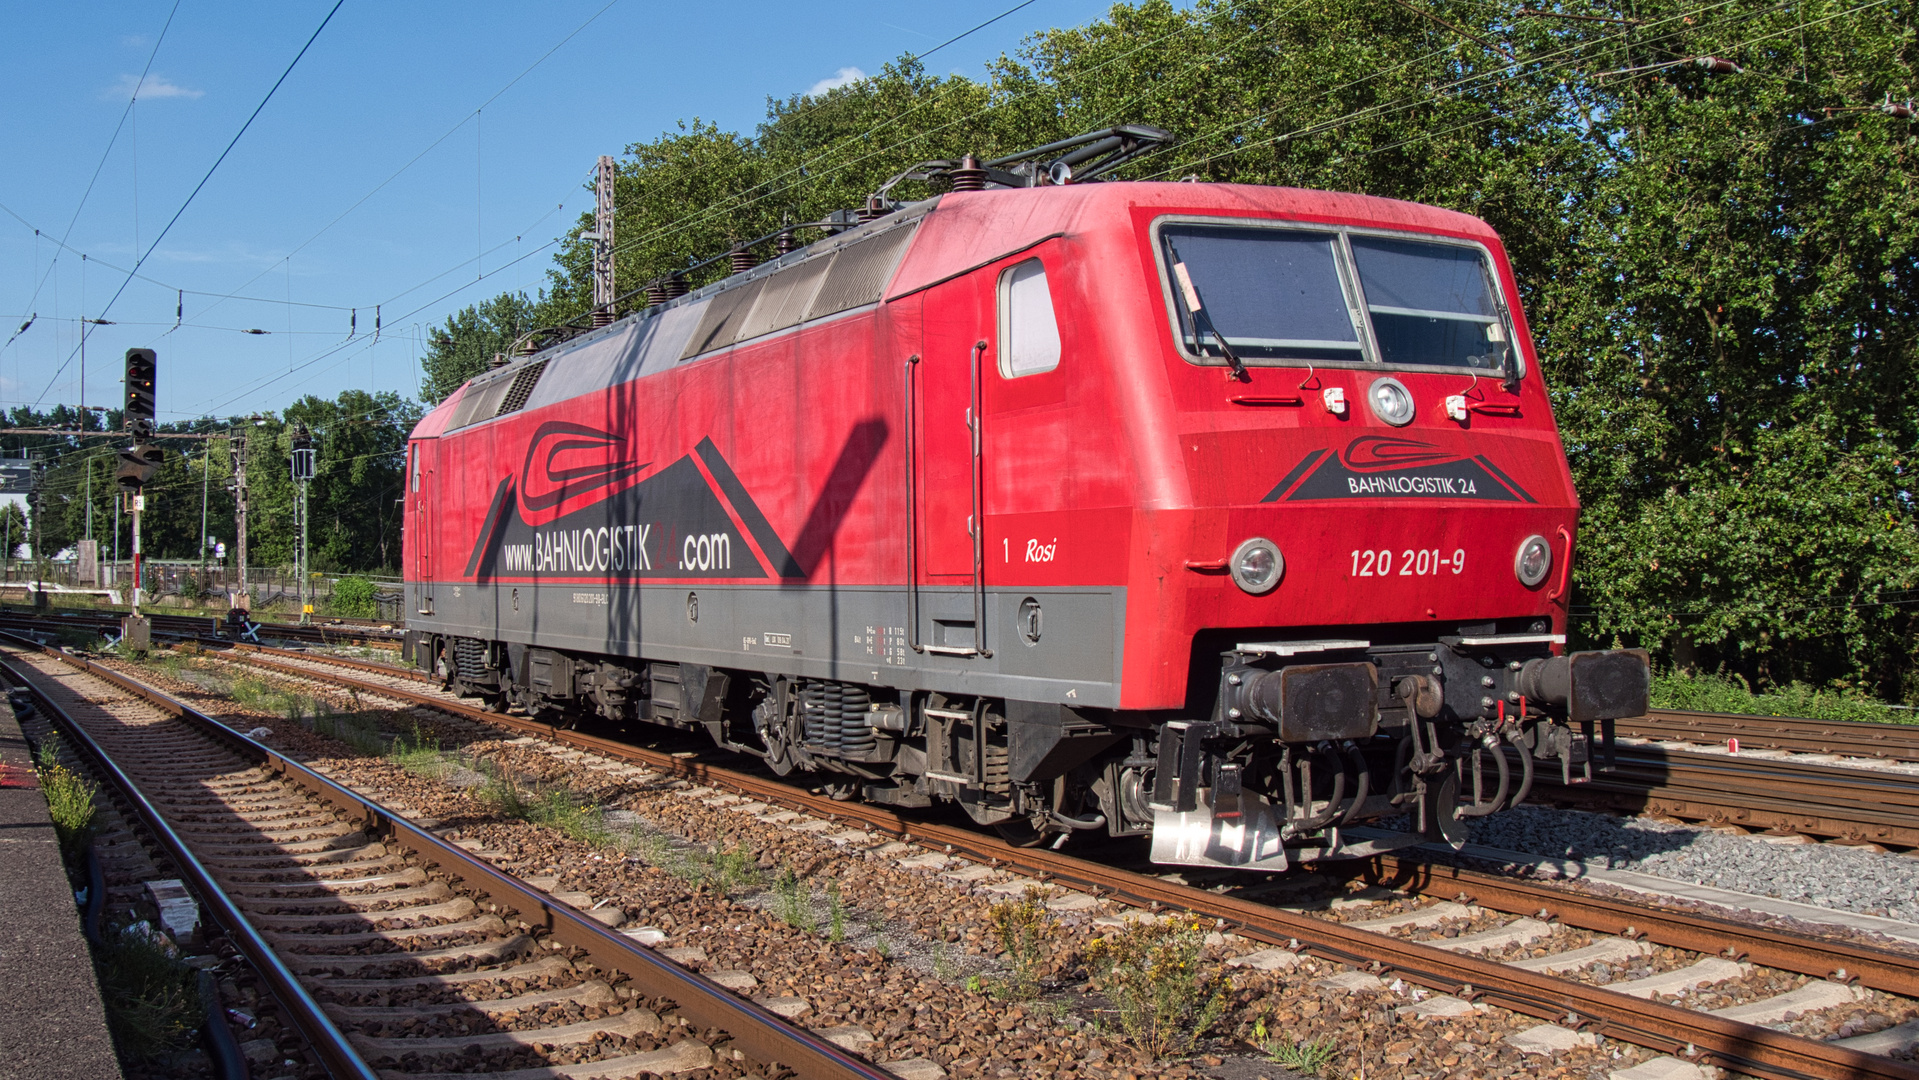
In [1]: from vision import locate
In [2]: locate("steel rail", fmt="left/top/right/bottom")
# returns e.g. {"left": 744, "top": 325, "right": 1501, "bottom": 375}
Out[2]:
{"left": 211, "top": 651, "right": 1919, "bottom": 1080}
{"left": 1625, "top": 708, "right": 1919, "bottom": 763}
{"left": 224, "top": 643, "right": 1919, "bottom": 849}
{"left": 1529, "top": 749, "right": 1919, "bottom": 847}
{"left": 0, "top": 633, "right": 897, "bottom": 1080}
{"left": 0, "top": 652, "right": 382, "bottom": 1080}
{"left": 1363, "top": 855, "right": 1919, "bottom": 997}
{"left": 0, "top": 608, "right": 400, "bottom": 649}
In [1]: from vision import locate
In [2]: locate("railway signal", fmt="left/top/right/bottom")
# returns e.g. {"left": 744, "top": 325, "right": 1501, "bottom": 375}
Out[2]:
{"left": 124, "top": 348, "right": 157, "bottom": 439}
{"left": 118, "top": 347, "right": 160, "bottom": 647}
{"left": 291, "top": 424, "right": 314, "bottom": 625}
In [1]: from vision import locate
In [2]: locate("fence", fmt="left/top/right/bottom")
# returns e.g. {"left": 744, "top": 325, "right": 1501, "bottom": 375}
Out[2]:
{"left": 0, "top": 559, "right": 406, "bottom": 623}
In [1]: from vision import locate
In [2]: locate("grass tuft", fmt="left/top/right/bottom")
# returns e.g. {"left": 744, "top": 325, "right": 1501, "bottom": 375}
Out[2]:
{"left": 1264, "top": 1031, "right": 1338, "bottom": 1076}
{"left": 387, "top": 722, "right": 449, "bottom": 778}
{"left": 38, "top": 759, "right": 98, "bottom": 858}
{"left": 1084, "top": 916, "right": 1229, "bottom": 1060}
{"left": 774, "top": 865, "right": 816, "bottom": 932}
{"left": 1652, "top": 669, "right": 1909, "bottom": 724}
{"left": 985, "top": 886, "right": 1055, "bottom": 1000}
{"left": 96, "top": 923, "right": 203, "bottom": 1059}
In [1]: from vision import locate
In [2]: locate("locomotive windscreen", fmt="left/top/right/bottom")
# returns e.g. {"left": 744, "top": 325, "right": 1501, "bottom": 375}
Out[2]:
{"left": 1160, "top": 222, "right": 1513, "bottom": 373}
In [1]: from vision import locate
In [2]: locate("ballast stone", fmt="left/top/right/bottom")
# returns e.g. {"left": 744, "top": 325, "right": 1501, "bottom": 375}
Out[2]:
{"left": 815, "top": 1025, "right": 876, "bottom": 1051}
{"left": 1430, "top": 917, "right": 1552, "bottom": 953}
{"left": 883, "top": 1058, "right": 949, "bottom": 1080}
{"left": 1348, "top": 901, "right": 1472, "bottom": 931}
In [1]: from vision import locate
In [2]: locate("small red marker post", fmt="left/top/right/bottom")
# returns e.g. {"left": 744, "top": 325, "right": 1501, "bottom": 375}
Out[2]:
{"left": 1727, "top": 737, "right": 1740, "bottom": 754}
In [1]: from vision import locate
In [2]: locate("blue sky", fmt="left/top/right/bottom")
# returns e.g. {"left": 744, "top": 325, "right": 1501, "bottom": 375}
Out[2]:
{"left": 0, "top": 0, "right": 1119, "bottom": 424}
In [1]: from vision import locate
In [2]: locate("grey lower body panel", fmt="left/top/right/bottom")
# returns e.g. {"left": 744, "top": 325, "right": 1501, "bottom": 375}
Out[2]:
{"left": 409, "top": 580, "right": 1126, "bottom": 708}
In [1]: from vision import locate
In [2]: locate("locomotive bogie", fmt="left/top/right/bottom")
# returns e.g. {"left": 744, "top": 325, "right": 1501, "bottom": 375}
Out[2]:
{"left": 403, "top": 178, "right": 1650, "bottom": 870}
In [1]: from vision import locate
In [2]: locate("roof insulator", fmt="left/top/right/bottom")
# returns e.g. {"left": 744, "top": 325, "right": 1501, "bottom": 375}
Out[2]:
{"left": 729, "top": 246, "right": 757, "bottom": 274}
{"left": 1884, "top": 98, "right": 1916, "bottom": 120}
{"left": 661, "top": 275, "right": 689, "bottom": 300}
{"left": 1694, "top": 56, "right": 1742, "bottom": 74}
{"left": 949, "top": 153, "right": 987, "bottom": 192}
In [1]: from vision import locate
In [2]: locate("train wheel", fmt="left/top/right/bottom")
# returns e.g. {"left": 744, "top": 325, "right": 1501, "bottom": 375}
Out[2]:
{"left": 993, "top": 818, "right": 1053, "bottom": 847}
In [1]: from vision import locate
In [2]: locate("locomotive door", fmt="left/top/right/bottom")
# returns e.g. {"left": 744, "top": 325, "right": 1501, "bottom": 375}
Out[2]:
{"left": 916, "top": 271, "right": 996, "bottom": 656}
{"left": 411, "top": 443, "right": 433, "bottom": 616}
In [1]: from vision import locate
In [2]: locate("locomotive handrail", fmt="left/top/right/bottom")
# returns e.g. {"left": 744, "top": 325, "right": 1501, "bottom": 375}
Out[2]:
{"left": 969, "top": 339, "right": 992, "bottom": 658}
{"left": 1546, "top": 524, "right": 1573, "bottom": 603}
{"left": 904, "top": 353, "right": 923, "bottom": 653}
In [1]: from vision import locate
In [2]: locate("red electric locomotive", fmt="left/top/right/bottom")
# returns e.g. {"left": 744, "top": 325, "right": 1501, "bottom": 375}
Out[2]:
{"left": 403, "top": 129, "right": 1648, "bottom": 871}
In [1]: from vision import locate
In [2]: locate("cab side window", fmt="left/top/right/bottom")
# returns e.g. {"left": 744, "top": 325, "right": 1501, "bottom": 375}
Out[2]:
{"left": 997, "top": 258, "right": 1061, "bottom": 377}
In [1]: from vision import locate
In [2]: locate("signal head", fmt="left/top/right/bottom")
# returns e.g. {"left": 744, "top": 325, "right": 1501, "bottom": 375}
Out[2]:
{"left": 123, "top": 348, "right": 158, "bottom": 432}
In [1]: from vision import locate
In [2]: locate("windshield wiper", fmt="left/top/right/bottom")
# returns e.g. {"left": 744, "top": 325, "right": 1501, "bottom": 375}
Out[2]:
{"left": 1170, "top": 257, "right": 1248, "bottom": 381}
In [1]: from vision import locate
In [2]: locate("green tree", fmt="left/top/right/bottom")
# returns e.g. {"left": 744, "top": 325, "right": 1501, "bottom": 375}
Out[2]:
{"left": 419, "top": 292, "right": 544, "bottom": 405}
{"left": 414, "top": 0, "right": 1919, "bottom": 698}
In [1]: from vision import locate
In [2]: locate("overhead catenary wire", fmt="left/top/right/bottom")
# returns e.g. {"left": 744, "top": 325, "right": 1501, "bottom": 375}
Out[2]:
{"left": 31, "top": 0, "right": 347, "bottom": 410}
{"left": 181, "top": 0, "right": 627, "bottom": 331}
{"left": 7, "top": 1, "right": 184, "bottom": 341}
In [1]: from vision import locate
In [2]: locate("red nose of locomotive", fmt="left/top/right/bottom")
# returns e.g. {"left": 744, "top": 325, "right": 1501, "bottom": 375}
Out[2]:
{"left": 1128, "top": 204, "right": 1649, "bottom": 870}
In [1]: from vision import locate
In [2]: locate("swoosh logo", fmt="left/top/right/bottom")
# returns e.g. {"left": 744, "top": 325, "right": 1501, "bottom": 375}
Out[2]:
{"left": 1340, "top": 435, "right": 1464, "bottom": 473}
{"left": 517, "top": 421, "right": 650, "bottom": 526}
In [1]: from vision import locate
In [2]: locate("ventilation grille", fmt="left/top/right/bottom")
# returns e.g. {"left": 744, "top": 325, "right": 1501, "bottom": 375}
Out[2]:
{"left": 494, "top": 360, "right": 549, "bottom": 417}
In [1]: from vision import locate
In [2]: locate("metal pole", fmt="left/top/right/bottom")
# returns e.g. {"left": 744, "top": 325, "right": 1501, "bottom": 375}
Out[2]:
{"left": 298, "top": 477, "right": 309, "bottom": 625}
{"left": 198, "top": 445, "right": 209, "bottom": 583}
{"left": 592, "top": 155, "right": 616, "bottom": 326}
{"left": 234, "top": 428, "right": 249, "bottom": 610}
{"left": 131, "top": 493, "right": 143, "bottom": 618}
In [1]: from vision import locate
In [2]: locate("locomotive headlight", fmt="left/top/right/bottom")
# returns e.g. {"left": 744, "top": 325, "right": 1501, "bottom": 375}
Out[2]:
{"left": 1514, "top": 533, "right": 1553, "bottom": 588}
{"left": 1368, "top": 377, "right": 1415, "bottom": 426}
{"left": 1231, "top": 537, "right": 1284, "bottom": 595}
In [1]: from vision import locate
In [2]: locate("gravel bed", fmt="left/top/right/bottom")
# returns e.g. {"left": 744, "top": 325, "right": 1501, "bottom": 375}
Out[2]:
{"left": 107, "top": 651, "right": 1804, "bottom": 1078}
{"left": 1469, "top": 805, "right": 1919, "bottom": 921}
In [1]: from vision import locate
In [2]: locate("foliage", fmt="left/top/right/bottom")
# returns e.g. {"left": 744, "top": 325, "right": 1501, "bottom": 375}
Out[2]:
{"left": 329, "top": 575, "right": 379, "bottom": 619}
{"left": 37, "top": 760, "right": 97, "bottom": 858}
{"left": 384, "top": 0, "right": 1919, "bottom": 698}
{"left": 1652, "top": 668, "right": 1909, "bottom": 725}
{"left": 1084, "top": 917, "right": 1229, "bottom": 1059}
{"left": 986, "top": 887, "right": 1056, "bottom": 999}
{"left": 418, "top": 291, "right": 544, "bottom": 405}
{"left": 14, "top": 388, "right": 417, "bottom": 574}
{"left": 527, "top": 787, "right": 613, "bottom": 845}
{"left": 387, "top": 723, "right": 451, "bottom": 778}
{"left": 774, "top": 865, "right": 816, "bottom": 932}
{"left": 95, "top": 922, "right": 202, "bottom": 1059}
{"left": 1263, "top": 1029, "right": 1338, "bottom": 1077}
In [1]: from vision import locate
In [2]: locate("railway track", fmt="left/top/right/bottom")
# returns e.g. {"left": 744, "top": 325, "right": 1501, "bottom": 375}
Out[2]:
{"left": 0, "top": 633, "right": 898, "bottom": 1080}
{"left": 211, "top": 638, "right": 1919, "bottom": 853}
{"left": 0, "top": 607, "right": 402, "bottom": 651}
{"left": 1623, "top": 708, "right": 1919, "bottom": 763}
{"left": 163, "top": 639, "right": 1919, "bottom": 1080}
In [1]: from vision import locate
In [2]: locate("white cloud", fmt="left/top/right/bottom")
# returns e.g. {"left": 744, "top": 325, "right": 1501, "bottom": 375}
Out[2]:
{"left": 806, "top": 66, "right": 866, "bottom": 97}
{"left": 104, "top": 73, "right": 203, "bottom": 101}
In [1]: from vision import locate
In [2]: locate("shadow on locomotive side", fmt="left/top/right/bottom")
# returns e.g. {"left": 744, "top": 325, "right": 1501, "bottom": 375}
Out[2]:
{"left": 401, "top": 127, "right": 1649, "bottom": 871}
